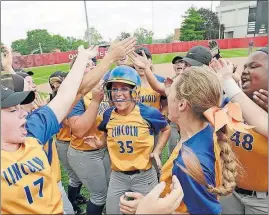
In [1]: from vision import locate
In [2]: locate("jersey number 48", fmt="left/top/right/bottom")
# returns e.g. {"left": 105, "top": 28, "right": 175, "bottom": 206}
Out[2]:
{"left": 230, "top": 132, "right": 254, "bottom": 151}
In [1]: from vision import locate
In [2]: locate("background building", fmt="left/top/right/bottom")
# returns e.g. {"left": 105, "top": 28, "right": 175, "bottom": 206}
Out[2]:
{"left": 216, "top": 0, "right": 268, "bottom": 38}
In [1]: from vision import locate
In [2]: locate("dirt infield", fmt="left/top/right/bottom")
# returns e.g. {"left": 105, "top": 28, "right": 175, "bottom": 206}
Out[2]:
{"left": 37, "top": 57, "right": 247, "bottom": 94}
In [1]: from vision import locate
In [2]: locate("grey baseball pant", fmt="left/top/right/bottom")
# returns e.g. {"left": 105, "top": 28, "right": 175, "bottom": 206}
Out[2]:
{"left": 106, "top": 167, "right": 158, "bottom": 214}
{"left": 56, "top": 140, "right": 81, "bottom": 187}
{"left": 67, "top": 146, "right": 111, "bottom": 206}
{"left": 220, "top": 190, "right": 268, "bottom": 214}
{"left": 167, "top": 122, "right": 180, "bottom": 156}
{"left": 58, "top": 181, "right": 75, "bottom": 214}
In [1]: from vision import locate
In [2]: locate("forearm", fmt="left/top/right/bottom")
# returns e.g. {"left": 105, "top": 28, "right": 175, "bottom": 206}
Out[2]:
{"left": 144, "top": 67, "right": 166, "bottom": 95}
{"left": 48, "top": 54, "right": 88, "bottom": 123}
{"left": 69, "top": 101, "right": 100, "bottom": 138}
{"left": 222, "top": 78, "right": 268, "bottom": 137}
{"left": 231, "top": 92, "right": 268, "bottom": 137}
{"left": 79, "top": 55, "right": 114, "bottom": 96}
{"left": 4, "top": 65, "right": 16, "bottom": 74}
{"left": 154, "top": 125, "right": 171, "bottom": 153}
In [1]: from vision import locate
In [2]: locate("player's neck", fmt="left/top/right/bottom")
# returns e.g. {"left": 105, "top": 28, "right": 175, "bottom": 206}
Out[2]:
{"left": 1, "top": 141, "right": 21, "bottom": 152}
{"left": 178, "top": 118, "right": 208, "bottom": 140}
{"left": 116, "top": 103, "right": 136, "bottom": 116}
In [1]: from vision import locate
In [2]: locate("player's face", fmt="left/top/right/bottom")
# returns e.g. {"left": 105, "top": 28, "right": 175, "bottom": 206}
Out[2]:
{"left": 242, "top": 51, "right": 268, "bottom": 98}
{"left": 111, "top": 82, "right": 134, "bottom": 111}
{"left": 167, "top": 76, "right": 180, "bottom": 122}
{"left": 25, "top": 76, "right": 37, "bottom": 92}
{"left": 173, "top": 60, "right": 185, "bottom": 76}
{"left": 84, "top": 59, "right": 96, "bottom": 74}
{"left": 1, "top": 105, "right": 28, "bottom": 145}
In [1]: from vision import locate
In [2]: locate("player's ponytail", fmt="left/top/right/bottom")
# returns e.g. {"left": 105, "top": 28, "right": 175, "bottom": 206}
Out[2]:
{"left": 174, "top": 66, "right": 244, "bottom": 196}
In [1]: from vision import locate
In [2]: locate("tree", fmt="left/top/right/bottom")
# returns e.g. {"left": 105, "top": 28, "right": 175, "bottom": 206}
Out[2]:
{"left": 84, "top": 27, "right": 103, "bottom": 45}
{"left": 179, "top": 7, "right": 205, "bottom": 41}
{"left": 133, "top": 28, "right": 154, "bottom": 45}
{"left": 164, "top": 34, "right": 174, "bottom": 43}
{"left": 52, "top": 35, "right": 68, "bottom": 52}
{"left": 118, "top": 32, "right": 131, "bottom": 41}
{"left": 26, "top": 29, "right": 54, "bottom": 53}
{"left": 197, "top": 8, "right": 220, "bottom": 40}
{"left": 11, "top": 39, "right": 30, "bottom": 55}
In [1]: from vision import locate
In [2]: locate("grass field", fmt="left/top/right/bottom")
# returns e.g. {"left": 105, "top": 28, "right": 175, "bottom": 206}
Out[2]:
{"left": 26, "top": 48, "right": 256, "bottom": 85}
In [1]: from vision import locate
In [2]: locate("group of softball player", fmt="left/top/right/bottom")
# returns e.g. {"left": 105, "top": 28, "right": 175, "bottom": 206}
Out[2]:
{"left": 1, "top": 35, "right": 268, "bottom": 215}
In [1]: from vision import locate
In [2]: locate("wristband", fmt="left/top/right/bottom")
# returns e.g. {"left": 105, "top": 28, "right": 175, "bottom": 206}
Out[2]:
{"left": 222, "top": 78, "right": 242, "bottom": 99}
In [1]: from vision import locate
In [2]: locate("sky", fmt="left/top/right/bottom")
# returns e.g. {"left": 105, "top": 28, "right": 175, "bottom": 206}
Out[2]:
{"left": 1, "top": 1, "right": 220, "bottom": 46}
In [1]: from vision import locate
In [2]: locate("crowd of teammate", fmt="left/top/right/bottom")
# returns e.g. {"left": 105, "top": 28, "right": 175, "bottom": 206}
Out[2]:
{"left": 1, "top": 35, "right": 268, "bottom": 215}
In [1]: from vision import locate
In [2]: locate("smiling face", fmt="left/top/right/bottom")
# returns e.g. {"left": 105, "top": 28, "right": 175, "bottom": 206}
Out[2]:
{"left": 241, "top": 51, "right": 268, "bottom": 98}
{"left": 1, "top": 105, "right": 28, "bottom": 145}
{"left": 111, "top": 82, "right": 135, "bottom": 112}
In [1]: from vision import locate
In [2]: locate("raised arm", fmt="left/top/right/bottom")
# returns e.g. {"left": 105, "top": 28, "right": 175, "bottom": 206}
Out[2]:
{"left": 68, "top": 83, "right": 104, "bottom": 138}
{"left": 77, "top": 37, "right": 137, "bottom": 97}
{"left": 48, "top": 45, "right": 96, "bottom": 123}
{"left": 214, "top": 59, "right": 268, "bottom": 137}
{"left": 128, "top": 51, "right": 166, "bottom": 95}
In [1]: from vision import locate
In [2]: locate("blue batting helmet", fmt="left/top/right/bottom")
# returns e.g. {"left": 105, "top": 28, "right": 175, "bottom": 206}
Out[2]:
{"left": 103, "top": 65, "right": 141, "bottom": 102}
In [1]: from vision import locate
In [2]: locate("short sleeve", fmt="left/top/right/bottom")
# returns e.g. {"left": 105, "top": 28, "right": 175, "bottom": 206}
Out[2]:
{"left": 139, "top": 103, "right": 168, "bottom": 134}
{"left": 67, "top": 99, "right": 85, "bottom": 119}
{"left": 98, "top": 107, "right": 114, "bottom": 132}
{"left": 26, "top": 106, "right": 60, "bottom": 145}
{"left": 154, "top": 74, "right": 165, "bottom": 83}
{"left": 172, "top": 157, "right": 222, "bottom": 214}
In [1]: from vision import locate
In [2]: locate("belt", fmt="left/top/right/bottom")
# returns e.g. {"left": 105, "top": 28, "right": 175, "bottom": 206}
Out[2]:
{"left": 82, "top": 149, "right": 99, "bottom": 152}
{"left": 235, "top": 187, "right": 268, "bottom": 196}
{"left": 122, "top": 170, "right": 140, "bottom": 175}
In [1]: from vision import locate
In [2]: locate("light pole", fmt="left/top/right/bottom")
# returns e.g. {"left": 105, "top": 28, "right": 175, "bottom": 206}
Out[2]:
{"left": 84, "top": 0, "right": 91, "bottom": 45}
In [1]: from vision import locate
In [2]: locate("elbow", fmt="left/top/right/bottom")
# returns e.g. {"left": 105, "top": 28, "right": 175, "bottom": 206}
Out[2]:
{"left": 71, "top": 129, "right": 87, "bottom": 139}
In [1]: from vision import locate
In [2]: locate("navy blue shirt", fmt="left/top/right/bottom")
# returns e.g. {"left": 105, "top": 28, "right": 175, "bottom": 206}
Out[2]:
{"left": 172, "top": 124, "right": 222, "bottom": 215}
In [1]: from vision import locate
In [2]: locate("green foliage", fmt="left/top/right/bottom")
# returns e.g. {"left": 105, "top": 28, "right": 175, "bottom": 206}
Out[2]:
{"left": 27, "top": 29, "right": 55, "bottom": 53}
{"left": 84, "top": 27, "right": 103, "bottom": 45}
{"left": 133, "top": 28, "right": 154, "bottom": 45}
{"left": 197, "top": 8, "right": 220, "bottom": 39}
{"left": 52, "top": 35, "right": 69, "bottom": 52}
{"left": 118, "top": 32, "right": 131, "bottom": 41}
{"left": 180, "top": 7, "right": 205, "bottom": 41}
{"left": 11, "top": 39, "right": 30, "bottom": 55}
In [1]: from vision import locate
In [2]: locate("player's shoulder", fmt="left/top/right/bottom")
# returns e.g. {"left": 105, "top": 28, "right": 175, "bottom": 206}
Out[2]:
{"left": 137, "top": 102, "right": 162, "bottom": 117}
{"left": 103, "top": 106, "right": 115, "bottom": 118}
{"left": 154, "top": 74, "right": 165, "bottom": 83}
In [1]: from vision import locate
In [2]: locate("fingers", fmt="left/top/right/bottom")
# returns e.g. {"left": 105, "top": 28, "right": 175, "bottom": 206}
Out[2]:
{"left": 125, "top": 192, "right": 144, "bottom": 200}
{"left": 146, "top": 181, "right": 166, "bottom": 199}
{"left": 166, "top": 176, "right": 184, "bottom": 210}
{"left": 253, "top": 91, "right": 268, "bottom": 111}
{"left": 218, "top": 58, "right": 227, "bottom": 67}
{"left": 259, "top": 89, "right": 268, "bottom": 97}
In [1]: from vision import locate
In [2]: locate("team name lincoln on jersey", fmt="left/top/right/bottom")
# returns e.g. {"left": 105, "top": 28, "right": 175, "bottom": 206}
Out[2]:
{"left": 2, "top": 157, "right": 45, "bottom": 186}
{"left": 112, "top": 125, "right": 138, "bottom": 137}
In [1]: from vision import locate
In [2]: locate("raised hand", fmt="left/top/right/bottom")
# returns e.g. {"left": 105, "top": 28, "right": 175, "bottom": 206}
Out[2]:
{"left": 92, "top": 81, "right": 104, "bottom": 103}
{"left": 253, "top": 89, "right": 268, "bottom": 112}
{"left": 136, "top": 176, "right": 184, "bottom": 214}
{"left": 107, "top": 37, "right": 137, "bottom": 62}
{"left": 128, "top": 51, "right": 151, "bottom": 70}
{"left": 34, "top": 92, "right": 48, "bottom": 107}
{"left": 78, "top": 45, "right": 99, "bottom": 59}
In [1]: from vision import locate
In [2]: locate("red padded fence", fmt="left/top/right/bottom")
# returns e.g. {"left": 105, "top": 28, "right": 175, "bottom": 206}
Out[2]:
{"left": 12, "top": 36, "right": 268, "bottom": 69}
